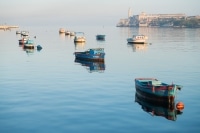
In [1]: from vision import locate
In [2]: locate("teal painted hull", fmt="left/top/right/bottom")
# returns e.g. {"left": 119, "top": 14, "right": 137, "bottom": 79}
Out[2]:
{"left": 135, "top": 78, "right": 182, "bottom": 100}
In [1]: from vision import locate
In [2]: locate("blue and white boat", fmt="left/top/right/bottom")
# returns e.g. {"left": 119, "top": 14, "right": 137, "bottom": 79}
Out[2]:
{"left": 74, "top": 48, "right": 105, "bottom": 62}
{"left": 135, "top": 78, "right": 182, "bottom": 101}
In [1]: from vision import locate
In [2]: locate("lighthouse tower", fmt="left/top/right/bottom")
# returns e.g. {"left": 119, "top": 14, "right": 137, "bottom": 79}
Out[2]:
{"left": 128, "top": 8, "right": 132, "bottom": 18}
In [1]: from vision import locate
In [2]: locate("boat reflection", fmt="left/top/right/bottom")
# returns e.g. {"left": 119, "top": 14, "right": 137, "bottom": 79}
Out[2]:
{"left": 75, "top": 59, "right": 105, "bottom": 73}
{"left": 23, "top": 48, "right": 34, "bottom": 55}
{"left": 135, "top": 92, "right": 183, "bottom": 121}
{"left": 59, "top": 33, "right": 65, "bottom": 40}
{"left": 127, "top": 43, "right": 147, "bottom": 52}
{"left": 96, "top": 39, "right": 106, "bottom": 46}
{"left": 22, "top": 46, "right": 42, "bottom": 55}
{"left": 74, "top": 42, "right": 86, "bottom": 50}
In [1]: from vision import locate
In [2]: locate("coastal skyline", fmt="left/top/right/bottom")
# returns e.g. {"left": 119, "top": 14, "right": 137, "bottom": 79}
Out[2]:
{"left": 0, "top": 0, "right": 199, "bottom": 26}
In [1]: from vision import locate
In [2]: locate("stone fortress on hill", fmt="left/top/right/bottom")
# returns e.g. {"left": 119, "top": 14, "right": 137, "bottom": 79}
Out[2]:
{"left": 117, "top": 8, "right": 200, "bottom": 28}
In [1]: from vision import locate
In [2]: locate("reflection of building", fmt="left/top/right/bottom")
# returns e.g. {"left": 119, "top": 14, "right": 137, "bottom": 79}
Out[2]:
{"left": 75, "top": 59, "right": 105, "bottom": 73}
{"left": 135, "top": 92, "right": 183, "bottom": 121}
{"left": 117, "top": 9, "right": 186, "bottom": 27}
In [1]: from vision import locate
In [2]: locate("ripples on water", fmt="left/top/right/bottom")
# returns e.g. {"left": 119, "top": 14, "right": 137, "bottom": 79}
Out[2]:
{"left": 0, "top": 26, "right": 200, "bottom": 133}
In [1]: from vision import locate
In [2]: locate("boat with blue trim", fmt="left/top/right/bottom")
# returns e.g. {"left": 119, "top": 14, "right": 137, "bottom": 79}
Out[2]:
{"left": 135, "top": 78, "right": 182, "bottom": 101}
{"left": 74, "top": 48, "right": 105, "bottom": 62}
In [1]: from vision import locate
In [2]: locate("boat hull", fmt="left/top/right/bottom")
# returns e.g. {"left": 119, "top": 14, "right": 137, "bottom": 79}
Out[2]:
{"left": 19, "top": 40, "right": 27, "bottom": 44}
{"left": 96, "top": 35, "right": 105, "bottom": 40}
{"left": 24, "top": 44, "right": 34, "bottom": 49}
{"left": 74, "top": 48, "right": 105, "bottom": 62}
{"left": 136, "top": 87, "right": 175, "bottom": 104}
{"left": 135, "top": 78, "right": 179, "bottom": 101}
{"left": 59, "top": 28, "right": 65, "bottom": 33}
{"left": 127, "top": 35, "right": 148, "bottom": 44}
{"left": 19, "top": 38, "right": 28, "bottom": 44}
{"left": 127, "top": 38, "right": 146, "bottom": 44}
{"left": 24, "top": 40, "right": 35, "bottom": 49}
{"left": 74, "top": 52, "right": 105, "bottom": 62}
{"left": 74, "top": 38, "right": 86, "bottom": 42}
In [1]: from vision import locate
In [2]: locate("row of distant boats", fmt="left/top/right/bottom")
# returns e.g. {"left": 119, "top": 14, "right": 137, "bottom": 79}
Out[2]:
{"left": 59, "top": 28, "right": 106, "bottom": 43}
{"left": 17, "top": 28, "right": 148, "bottom": 57}
{"left": 16, "top": 30, "right": 42, "bottom": 50}
{"left": 60, "top": 28, "right": 147, "bottom": 44}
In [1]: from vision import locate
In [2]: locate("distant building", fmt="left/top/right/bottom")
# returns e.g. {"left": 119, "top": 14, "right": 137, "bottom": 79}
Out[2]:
{"left": 117, "top": 9, "right": 188, "bottom": 27}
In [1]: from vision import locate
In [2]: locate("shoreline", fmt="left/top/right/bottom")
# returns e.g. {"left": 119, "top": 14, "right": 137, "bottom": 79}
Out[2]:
{"left": 0, "top": 25, "right": 19, "bottom": 30}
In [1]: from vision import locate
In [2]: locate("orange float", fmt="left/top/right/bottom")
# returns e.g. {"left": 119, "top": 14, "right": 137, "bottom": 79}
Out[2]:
{"left": 176, "top": 102, "right": 184, "bottom": 110}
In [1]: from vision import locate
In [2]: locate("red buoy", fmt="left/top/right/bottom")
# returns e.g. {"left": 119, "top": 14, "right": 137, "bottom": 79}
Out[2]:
{"left": 176, "top": 102, "right": 184, "bottom": 110}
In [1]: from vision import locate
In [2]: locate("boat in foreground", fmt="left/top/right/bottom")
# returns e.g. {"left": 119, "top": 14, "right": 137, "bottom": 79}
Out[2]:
{"left": 74, "top": 48, "right": 105, "bottom": 62}
{"left": 135, "top": 78, "right": 182, "bottom": 101}
{"left": 127, "top": 35, "right": 148, "bottom": 44}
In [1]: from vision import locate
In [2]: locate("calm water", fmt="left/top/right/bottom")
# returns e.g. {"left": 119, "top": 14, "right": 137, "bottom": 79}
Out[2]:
{"left": 0, "top": 26, "right": 200, "bottom": 133}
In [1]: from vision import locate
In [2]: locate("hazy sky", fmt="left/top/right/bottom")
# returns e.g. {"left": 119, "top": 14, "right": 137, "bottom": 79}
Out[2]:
{"left": 0, "top": 0, "right": 199, "bottom": 26}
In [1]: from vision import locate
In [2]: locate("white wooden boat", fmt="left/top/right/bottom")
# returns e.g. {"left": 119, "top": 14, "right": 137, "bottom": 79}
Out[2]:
{"left": 21, "top": 31, "right": 29, "bottom": 36}
{"left": 16, "top": 30, "right": 21, "bottom": 34}
{"left": 65, "top": 31, "right": 70, "bottom": 35}
{"left": 70, "top": 31, "right": 75, "bottom": 36}
{"left": 74, "top": 32, "right": 86, "bottom": 42}
{"left": 127, "top": 35, "right": 148, "bottom": 44}
{"left": 59, "top": 28, "right": 65, "bottom": 33}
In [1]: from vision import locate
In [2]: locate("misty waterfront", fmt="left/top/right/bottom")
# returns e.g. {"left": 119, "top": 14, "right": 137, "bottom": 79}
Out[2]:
{"left": 0, "top": 25, "right": 200, "bottom": 133}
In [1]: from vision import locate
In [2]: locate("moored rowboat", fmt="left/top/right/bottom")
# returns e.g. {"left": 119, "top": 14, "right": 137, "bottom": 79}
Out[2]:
{"left": 127, "top": 35, "right": 148, "bottom": 44}
{"left": 74, "top": 48, "right": 105, "bottom": 62}
{"left": 135, "top": 78, "right": 182, "bottom": 101}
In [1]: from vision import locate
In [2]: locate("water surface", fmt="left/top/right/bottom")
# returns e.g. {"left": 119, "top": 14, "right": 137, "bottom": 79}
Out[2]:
{"left": 0, "top": 26, "right": 200, "bottom": 133}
